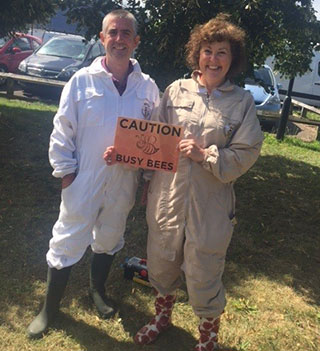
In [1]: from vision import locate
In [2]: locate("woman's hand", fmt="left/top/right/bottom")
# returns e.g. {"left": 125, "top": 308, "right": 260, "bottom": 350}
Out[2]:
{"left": 103, "top": 146, "right": 117, "bottom": 166}
{"left": 178, "top": 139, "right": 206, "bottom": 162}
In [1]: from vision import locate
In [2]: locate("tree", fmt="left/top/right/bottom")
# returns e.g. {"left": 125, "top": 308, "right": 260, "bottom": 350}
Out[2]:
{"left": 59, "top": 0, "right": 121, "bottom": 39}
{"left": 30, "top": 0, "right": 318, "bottom": 91}
{"left": 0, "top": 0, "right": 59, "bottom": 38}
{"left": 130, "top": 0, "right": 320, "bottom": 90}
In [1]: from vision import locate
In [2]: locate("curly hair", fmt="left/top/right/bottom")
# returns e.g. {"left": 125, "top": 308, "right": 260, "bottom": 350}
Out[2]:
{"left": 185, "top": 13, "right": 246, "bottom": 79}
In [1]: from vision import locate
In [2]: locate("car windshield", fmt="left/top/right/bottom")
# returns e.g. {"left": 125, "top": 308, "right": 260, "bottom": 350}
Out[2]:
{"left": 245, "top": 67, "right": 274, "bottom": 93}
{"left": 254, "top": 68, "right": 273, "bottom": 86}
{"left": 36, "top": 37, "right": 89, "bottom": 60}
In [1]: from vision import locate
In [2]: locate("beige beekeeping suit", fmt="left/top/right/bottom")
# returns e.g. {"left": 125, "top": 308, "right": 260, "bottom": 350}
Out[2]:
{"left": 146, "top": 76, "right": 263, "bottom": 318}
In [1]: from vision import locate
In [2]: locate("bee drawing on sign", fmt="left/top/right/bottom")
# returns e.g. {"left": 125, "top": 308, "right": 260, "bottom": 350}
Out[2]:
{"left": 136, "top": 135, "right": 159, "bottom": 155}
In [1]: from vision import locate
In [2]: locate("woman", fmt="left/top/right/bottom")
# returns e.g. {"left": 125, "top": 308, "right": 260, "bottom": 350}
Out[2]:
{"left": 135, "top": 14, "right": 262, "bottom": 350}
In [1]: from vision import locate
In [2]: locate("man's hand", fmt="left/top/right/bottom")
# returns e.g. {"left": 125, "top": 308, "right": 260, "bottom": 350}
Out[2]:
{"left": 178, "top": 139, "right": 206, "bottom": 162}
{"left": 62, "top": 173, "right": 76, "bottom": 189}
{"left": 103, "top": 146, "right": 117, "bottom": 166}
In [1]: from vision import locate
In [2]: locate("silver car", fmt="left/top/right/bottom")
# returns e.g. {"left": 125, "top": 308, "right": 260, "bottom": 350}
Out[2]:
{"left": 245, "top": 64, "right": 281, "bottom": 114}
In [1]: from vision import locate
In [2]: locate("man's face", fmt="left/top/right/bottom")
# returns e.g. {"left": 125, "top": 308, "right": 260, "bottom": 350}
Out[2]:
{"left": 100, "top": 16, "right": 140, "bottom": 63}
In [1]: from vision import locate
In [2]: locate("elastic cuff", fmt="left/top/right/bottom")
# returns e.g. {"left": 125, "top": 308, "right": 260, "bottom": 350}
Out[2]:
{"left": 200, "top": 145, "right": 219, "bottom": 171}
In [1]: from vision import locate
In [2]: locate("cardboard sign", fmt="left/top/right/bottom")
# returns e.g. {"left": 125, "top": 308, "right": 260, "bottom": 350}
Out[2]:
{"left": 114, "top": 117, "right": 183, "bottom": 172}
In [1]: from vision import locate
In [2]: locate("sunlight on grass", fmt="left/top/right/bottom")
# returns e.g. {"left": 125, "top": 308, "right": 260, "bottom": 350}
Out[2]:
{"left": 0, "top": 97, "right": 58, "bottom": 113}
{"left": 306, "top": 111, "right": 320, "bottom": 122}
{"left": 223, "top": 276, "right": 320, "bottom": 351}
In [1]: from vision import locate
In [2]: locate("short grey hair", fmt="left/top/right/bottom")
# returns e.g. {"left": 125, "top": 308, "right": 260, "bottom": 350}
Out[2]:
{"left": 102, "top": 9, "right": 138, "bottom": 36}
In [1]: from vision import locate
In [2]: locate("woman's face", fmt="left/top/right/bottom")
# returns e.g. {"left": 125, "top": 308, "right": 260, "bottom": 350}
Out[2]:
{"left": 198, "top": 41, "right": 232, "bottom": 92}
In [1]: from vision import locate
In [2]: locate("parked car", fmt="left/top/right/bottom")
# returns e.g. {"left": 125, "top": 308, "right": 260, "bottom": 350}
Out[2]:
{"left": 244, "top": 65, "right": 281, "bottom": 114}
{"left": 0, "top": 33, "right": 42, "bottom": 85}
{"left": 18, "top": 34, "right": 105, "bottom": 95}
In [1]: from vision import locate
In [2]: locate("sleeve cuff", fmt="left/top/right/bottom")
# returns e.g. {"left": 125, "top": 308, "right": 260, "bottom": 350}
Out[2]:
{"left": 52, "top": 167, "right": 77, "bottom": 178}
{"left": 200, "top": 144, "right": 219, "bottom": 171}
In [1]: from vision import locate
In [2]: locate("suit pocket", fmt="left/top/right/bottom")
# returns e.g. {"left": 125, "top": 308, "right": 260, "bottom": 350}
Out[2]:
{"left": 76, "top": 88, "right": 105, "bottom": 127}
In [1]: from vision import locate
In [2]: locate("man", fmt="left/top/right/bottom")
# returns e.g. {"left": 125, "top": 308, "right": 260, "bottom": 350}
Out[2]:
{"left": 27, "top": 9, "right": 159, "bottom": 339}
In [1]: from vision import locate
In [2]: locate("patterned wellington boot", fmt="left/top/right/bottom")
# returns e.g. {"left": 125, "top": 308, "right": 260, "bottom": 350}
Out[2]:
{"left": 194, "top": 316, "right": 220, "bottom": 351}
{"left": 134, "top": 292, "right": 176, "bottom": 345}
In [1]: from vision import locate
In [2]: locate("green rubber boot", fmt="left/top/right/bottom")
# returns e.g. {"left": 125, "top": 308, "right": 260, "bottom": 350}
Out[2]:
{"left": 89, "top": 253, "right": 116, "bottom": 319}
{"left": 27, "top": 266, "right": 71, "bottom": 339}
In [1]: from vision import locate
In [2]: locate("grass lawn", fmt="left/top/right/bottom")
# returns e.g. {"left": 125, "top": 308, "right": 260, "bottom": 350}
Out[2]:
{"left": 0, "top": 97, "right": 319, "bottom": 351}
{"left": 306, "top": 111, "right": 320, "bottom": 122}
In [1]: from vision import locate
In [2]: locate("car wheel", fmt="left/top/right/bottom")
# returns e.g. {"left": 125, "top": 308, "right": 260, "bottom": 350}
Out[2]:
{"left": 0, "top": 65, "right": 8, "bottom": 86}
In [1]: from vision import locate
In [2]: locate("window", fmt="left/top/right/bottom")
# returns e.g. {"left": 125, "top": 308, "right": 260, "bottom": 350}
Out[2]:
{"left": 245, "top": 68, "right": 273, "bottom": 87}
{"left": 31, "top": 39, "right": 41, "bottom": 50}
{"left": 99, "top": 43, "right": 106, "bottom": 55}
{"left": 254, "top": 68, "right": 273, "bottom": 87}
{"left": 12, "top": 38, "right": 31, "bottom": 51}
{"left": 37, "top": 38, "right": 87, "bottom": 59}
{"left": 0, "top": 37, "right": 7, "bottom": 49}
{"left": 88, "top": 42, "right": 103, "bottom": 60}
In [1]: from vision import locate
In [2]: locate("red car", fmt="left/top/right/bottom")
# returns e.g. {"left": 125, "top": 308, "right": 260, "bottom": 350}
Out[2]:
{"left": 0, "top": 33, "right": 42, "bottom": 84}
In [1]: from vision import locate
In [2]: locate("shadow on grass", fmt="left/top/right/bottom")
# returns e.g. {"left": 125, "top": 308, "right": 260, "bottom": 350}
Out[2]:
{"left": 37, "top": 311, "right": 237, "bottom": 351}
{"left": 226, "top": 154, "right": 320, "bottom": 304}
{"left": 0, "top": 83, "right": 61, "bottom": 105}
